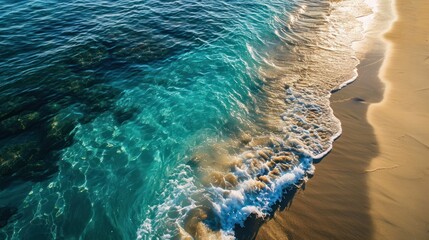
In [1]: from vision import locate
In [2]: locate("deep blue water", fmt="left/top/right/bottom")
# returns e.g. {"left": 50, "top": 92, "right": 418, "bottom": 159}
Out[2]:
{"left": 0, "top": 0, "right": 365, "bottom": 239}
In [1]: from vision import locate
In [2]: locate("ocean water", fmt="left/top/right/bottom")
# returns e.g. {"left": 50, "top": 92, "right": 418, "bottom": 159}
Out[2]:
{"left": 0, "top": 0, "right": 370, "bottom": 239}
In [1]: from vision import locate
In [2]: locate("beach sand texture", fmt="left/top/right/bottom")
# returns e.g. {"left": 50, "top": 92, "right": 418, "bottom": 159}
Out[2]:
{"left": 257, "top": 0, "right": 429, "bottom": 239}
{"left": 368, "top": 0, "right": 429, "bottom": 238}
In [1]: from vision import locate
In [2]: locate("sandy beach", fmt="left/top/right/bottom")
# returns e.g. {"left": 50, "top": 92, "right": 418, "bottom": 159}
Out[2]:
{"left": 368, "top": 0, "right": 429, "bottom": 238}
{"left": 256, "top": 0, "right": 429, "bottom": 239}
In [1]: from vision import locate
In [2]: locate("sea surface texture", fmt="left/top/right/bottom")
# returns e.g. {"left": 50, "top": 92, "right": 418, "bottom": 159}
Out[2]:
{"left": 0, "top": 0, "right": 369, "bottom": 239}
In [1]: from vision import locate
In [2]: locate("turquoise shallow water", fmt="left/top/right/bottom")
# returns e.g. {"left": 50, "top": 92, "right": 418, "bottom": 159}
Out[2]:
{"left": 0, "top": 0, "right": 368, "bottom": 239}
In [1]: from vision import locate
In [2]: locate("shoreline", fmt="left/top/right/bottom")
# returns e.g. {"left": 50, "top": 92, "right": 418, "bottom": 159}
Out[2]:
{"left": 255, "top": 0, "right": 394, "bottom": 239}
{"left": 255, "top": 37, "right": 385, "bottom": 240}
{"left": 367, "top": 0, "right": 429, "bottom": 238}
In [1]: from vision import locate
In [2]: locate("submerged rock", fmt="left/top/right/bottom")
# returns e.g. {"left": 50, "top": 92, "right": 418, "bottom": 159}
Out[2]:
{"left": 43, "top": 112, "right": 80, "bottom": 150}
{"left": 0, "top": 142, "right": 39, "bottom": 174}
{"left": 66, "top": 41, "right": 109, "bottom": 70}
{"left": 0, "top": 111, "right": 41, "bottom": 138}
{"left": 80, "top": 84, "right": 120, "bottom": 113}
{"left": 0, "top": 96, "right": 39, "bottom": 121}
{"left": 0, "top": 206, "right": 17, "bottom": 228}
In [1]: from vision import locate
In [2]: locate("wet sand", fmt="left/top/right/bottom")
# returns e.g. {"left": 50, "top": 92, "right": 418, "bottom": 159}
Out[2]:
{"left": 368, "top": 0, "right": 429, "bottom": 238}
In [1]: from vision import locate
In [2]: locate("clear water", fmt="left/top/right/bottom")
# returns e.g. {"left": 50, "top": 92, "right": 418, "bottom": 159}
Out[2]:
{"left": 0, "top": 0, "right": 370, "bottom": 239}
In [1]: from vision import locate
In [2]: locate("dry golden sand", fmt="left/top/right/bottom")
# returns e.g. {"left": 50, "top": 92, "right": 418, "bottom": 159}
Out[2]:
{"left": 368, "top": 0, "right": 429, "bottom": 238}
